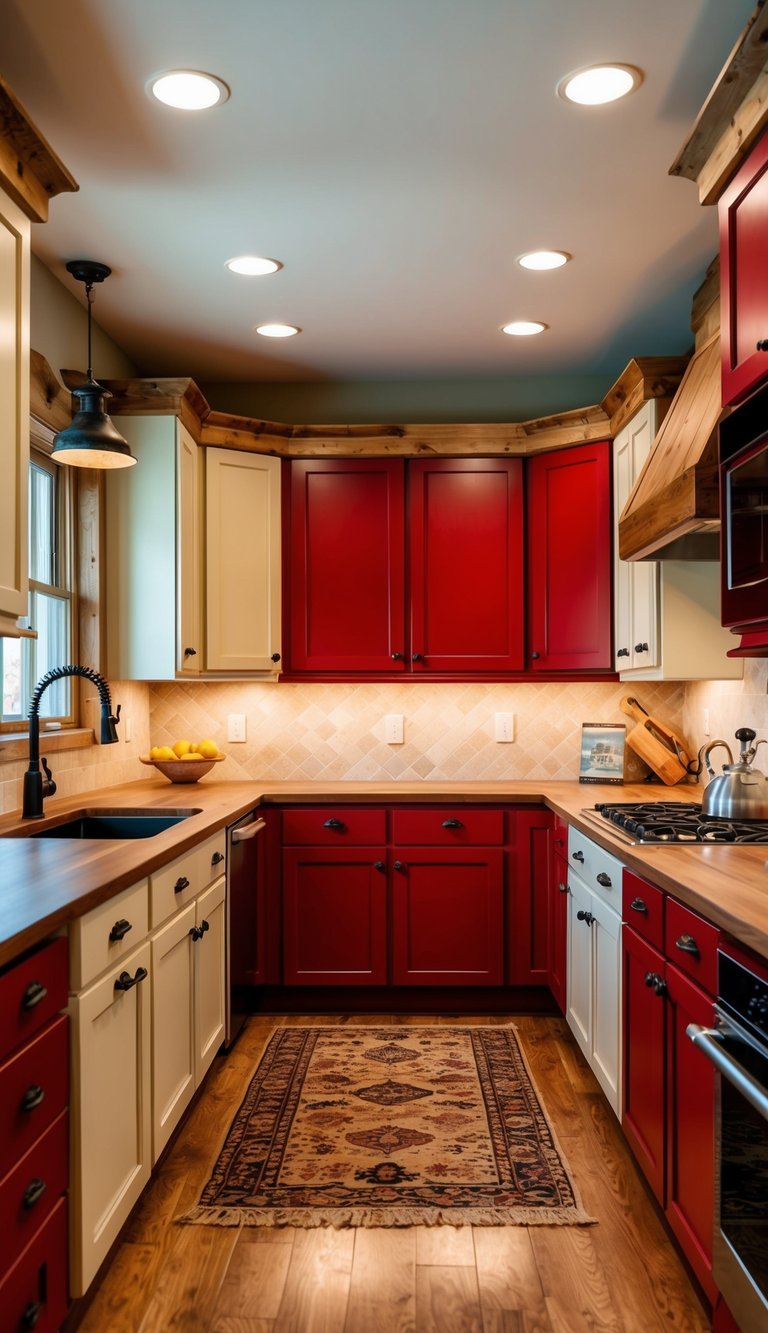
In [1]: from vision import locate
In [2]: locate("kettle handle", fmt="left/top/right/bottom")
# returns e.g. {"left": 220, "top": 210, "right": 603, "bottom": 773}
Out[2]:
{"left": 700, "top": 739, "right": 734, "bottom": 779}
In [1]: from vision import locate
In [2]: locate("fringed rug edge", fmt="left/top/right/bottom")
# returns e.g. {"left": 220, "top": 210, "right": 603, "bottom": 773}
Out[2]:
{"left": 177, "top": 1202, "right": 596, "bottom": 1228}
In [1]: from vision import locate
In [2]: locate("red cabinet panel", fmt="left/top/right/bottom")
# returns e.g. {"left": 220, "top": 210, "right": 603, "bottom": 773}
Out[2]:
{"left": 622, "top": 870, "right": 664, "bottom": 951}
{"left": 719, "top": 129, "right": 768, "bottom": 407}
{"left": 288, "top": 459, "right": 406, "bottom": 672}
{"left": 507, "top": 809, "right": 552, "bottom": 986}
{"left": 391, "top": 848, "right": 504, "bottom": 985}
{"left": 0, "top": 1016, "right": 68, "bottom": 1181}
{"left": 283, "top": 846, "right": 388, "bottom": 984}
{"left": 0, "top": 937, "right": 68, "bottom": 1063}
{"left": 664, "top": 898, "right": 719, "bottom": 994}
{"left": 622, "top": 926, "right": 666, "bottom": 1203}
{"left": 391, "top": 808, "right": 503, "bottom": 846}
{"left": 283, "top": 807, "right": 387, "bottom": 845}
{"left": 0, "top": 1196, "right": 68, "bottom": 1333}
{"left": 0, "top": 1110, "right": 68, "bottom": 1274}
{"left": 408, "top": 458, "right": 525, "bottom": 672}
{"left": 526, "top": 441, "right": 613, "bottom": 671}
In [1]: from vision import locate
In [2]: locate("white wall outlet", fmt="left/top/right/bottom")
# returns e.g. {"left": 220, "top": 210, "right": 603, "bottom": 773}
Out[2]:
{"left": 227, "top": 713, "right": 247, "bottom": 743}
{"left": 385, "top": 714, "right": 404, "bottom": 745}
{"left": 495, "top": 712, "right": 515, "bottom": 743}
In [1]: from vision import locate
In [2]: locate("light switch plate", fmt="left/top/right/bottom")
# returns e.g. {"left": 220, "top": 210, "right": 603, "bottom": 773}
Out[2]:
{"left": 495, "top": 712, "right": 515, "bottom": 743}
{"left": 227, "top": 713, "right": 247, "bottom": 743}
{"left": 385, "top": 714, "right": 404, "bottom": 744}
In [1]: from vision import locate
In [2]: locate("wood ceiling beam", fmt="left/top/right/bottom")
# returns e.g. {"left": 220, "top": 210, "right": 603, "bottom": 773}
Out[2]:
{"left": 0, "top": 77, "right": 77, "bottom": 222}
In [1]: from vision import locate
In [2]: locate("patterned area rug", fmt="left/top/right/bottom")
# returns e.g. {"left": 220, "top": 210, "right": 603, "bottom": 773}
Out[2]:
{"left": 180, "top": 1025, "right": 594, "bottom": 1228}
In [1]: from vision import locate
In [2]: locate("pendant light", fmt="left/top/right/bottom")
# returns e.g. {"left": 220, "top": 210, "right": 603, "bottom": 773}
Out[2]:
{"left": 52, "top": 260, "right": 136, "bottom": 469}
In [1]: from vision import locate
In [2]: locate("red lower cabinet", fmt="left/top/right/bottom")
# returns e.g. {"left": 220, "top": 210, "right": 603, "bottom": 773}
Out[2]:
{"left": 507, "top": 808, "right": 552, "bottom": 986}
{"left": 391, "top": 847, "right": 504, "bottom": 984}
{"left": 622, "top": 873, "right": 718, "bottom": 1304}
{"left": 283, "top": 846, "right": 388, "bottom": 984}
{"left": 0, "top": 1196, "right": 68, "bottom": 1333}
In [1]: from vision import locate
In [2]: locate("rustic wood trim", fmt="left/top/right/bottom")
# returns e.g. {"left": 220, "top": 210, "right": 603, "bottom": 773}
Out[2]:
{"left": 618, "top": 469, "right": 720, "bottom": 561}
{"left": 0, "top": 727, "right": 93, "bottom": 763}
{"left": 600, "top": 356, "right": 689, "bottom": 438}
{"left": 30, "top": 350, "right": 73, "bottom": 433}
{"left": 0, "top": 76, "right": 78, "bottom": 222}
{"left": 669, "top": 2, "right": 768, "bottom": 204}
{"left": 691, "top": 257, "right": 720, "bottom": 345}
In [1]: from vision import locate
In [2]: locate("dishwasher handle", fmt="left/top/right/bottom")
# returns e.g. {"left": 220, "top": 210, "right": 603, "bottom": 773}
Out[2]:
{"left": 231, "top": 817, "right": 266, "bottom": 844}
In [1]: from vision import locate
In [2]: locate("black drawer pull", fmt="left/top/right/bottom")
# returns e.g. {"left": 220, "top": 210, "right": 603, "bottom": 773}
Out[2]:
{"left": 174, "top": 876, "right": 191, "bottom": 894}
{"left": 109, "top": 918, "right": 133, "bottom": 942}
{"left": 271, "top": 652, "right": 282, "bottom": 663}
{"left": 393, "top": 860, "right": 406, "bottom": 872}
{"left": 576, "top": 909, "right": 594, "bottom": 926}
{"left": 675, "top": 934, "right": 700, "bottom": 957}
{"left": 183, "top": 646, "right": 197, "bottom": 659}
{"left": 323, "top": 818, "right": 345, "bottom": 831}
{"left": 631, "top": 897, "right": 648, "bottom": 914}
{"left": 441, "top": 818, "right": 463, "bottom": 829}
{"left": 21, "top": 980, "right": 47, "bottom": 1010}
{"left": 596, "top": 872, "right": 612, "bottom": 888}
{"left": 22, "top": 1302, "right": 42, "bottom": 1330}
{"left": 757, "top": 339, "right": 768, "bottom": 351}
{"left": 571, "top": 850, "right": 585, "bottom": 863}
{"left": 211, "top": 851, "right": 225, "bottom": 865}
{"left": 22, "top": 1177, "right": 47, "bottom": 1210}
{"left": 21, "top": 1085, "right": 45, "bottom": 1112}
{"left": 114, "top": 966, "right": 148, "bottom": 992}
{"left": 616, "top": 647, "right": 630, "bottom": 657}
{"left": 373, "top": 860, "right": 386, "bottom": 872}
{"left": 634, "top": 642, "right": 649, "bottom": 653}
{"left": 190, "top": 925, "right": 203, "bottom": 941}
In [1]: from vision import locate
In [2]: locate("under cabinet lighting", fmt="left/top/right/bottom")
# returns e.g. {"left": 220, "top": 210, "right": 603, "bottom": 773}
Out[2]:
{"left": 518, "top": 250, "right": 570, "bottom": 270}
{"left": 558, "top": 64, "right": 641, "bottom": 106}
{"left": 255, "top": 323, "right": 301, "bottom": 338}
{"left": 227, "top": 256, "right": 282, "bottom": 276}
{"left": 149, "top": 70, "right": 230, "bottom": 110}
{"left": 501, "top": 321, "right": 548, "bottom": 337}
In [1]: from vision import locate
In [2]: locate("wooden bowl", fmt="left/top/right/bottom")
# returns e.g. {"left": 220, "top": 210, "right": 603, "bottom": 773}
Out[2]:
{"left": 139, "top": 754, "right": 226, "bottom": 784}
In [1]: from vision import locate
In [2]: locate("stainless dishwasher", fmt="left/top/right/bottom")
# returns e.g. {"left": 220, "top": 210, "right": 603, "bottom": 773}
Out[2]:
{"left": 225, "top": 809, "right": 266, "bottom": 1046}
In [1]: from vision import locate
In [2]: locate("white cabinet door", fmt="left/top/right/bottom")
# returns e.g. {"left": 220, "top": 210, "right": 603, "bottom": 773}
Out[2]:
{"left": 205, "top": 449, "right": 281, "bottom": 671}
{"left": 194, "top": 877, "right": 226, "bottom": 1084}
{"left": 0, "top": 186, "right": 30, "bottom": 628}
{"left": 613, "top": 402, "right": 659, "bottom": 671}
{"left": 590, "top": 896, "right": 622, "bottom": 1117}
{"left": 68, "top": 941, "right": 151, "bottom": 1296}
{"left": 150, "top": 902, "right": 196, "bottom": 1162}
{"left": 567, "top": 873, "right": 593, "bottom": 1063}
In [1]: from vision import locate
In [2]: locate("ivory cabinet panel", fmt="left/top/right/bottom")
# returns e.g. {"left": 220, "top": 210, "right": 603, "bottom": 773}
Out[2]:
{"left": 0, "top": 186, "right": 30, "bottom": 629}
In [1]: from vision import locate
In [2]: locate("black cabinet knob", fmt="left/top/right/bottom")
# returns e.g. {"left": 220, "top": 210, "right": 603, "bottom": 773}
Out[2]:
{"left": 109, "top": 918, "right": 133, "bottom": 942}
{"left": 211, "top": 851, "right": 225, "bottom": 864}
{"left": 571, "top": 850, "right": 585, "bottom": 863}
{"left": 616, "top": 647, "right": 630, "bottom": 658}
{"left": 441, "top": 818, "right": 463, "bottom": 829}
{"left": 675, "top": 934, "right": 700, "bottom": 957}
{"left": 576, "top": 909, "right": 594, "bottom": 926}
{"left": 21, "top": 980, "right": 47, "bottom": 1010}
{"left": 391, "top": 652, "right": 404, "bottom": 661}
{"left": 531, "top": 651, "right": 541, "bottom": 660}
{"left": 323, "top": 818, "right": 345, "bottom": 831}
{"left": 190, "top": 925, "right": 203, "bottom": 941}
{"left": 596, "top": 872, "right": 612, "bottom": 887}
{"left": 174, "top": 876, "right": 191, "bottom": 894}
{"left": 634, "top": 642, "right": 649, "bottom": 653}
{"left": 393, "top": 860, "right": 406, "bottom": 872}
{"left": 22, "top": 1177, "right": 47, "bottom": 1210}
{"left": 373, "top": 860, "right": 386, "bottom": 872}
{"left": 183, "top": 646, "right": 197, "bottom": 658}
{"left": 271, "top": 652, "right": 281, "bottom": 663}
{"left": 412, "top": 652, "right": 424, "bottom": 662}
{"left": 757, "top": 340, "right": 768, "bottom": 351}
{"left": 21, "top": 1084, "right": 45, "bottom": 1112}
{"left": 631, "top": 897, "right": 648, "bottom": 914}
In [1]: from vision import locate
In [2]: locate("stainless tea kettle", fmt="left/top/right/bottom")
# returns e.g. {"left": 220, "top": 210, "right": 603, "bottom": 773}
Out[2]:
{"left": 699, "top": 727, "right": 768, "bottom": 820}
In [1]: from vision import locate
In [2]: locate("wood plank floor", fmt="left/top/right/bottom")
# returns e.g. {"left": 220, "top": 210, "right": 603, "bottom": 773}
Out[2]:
{"left": 70, "top": 1015, "right": 713, "bottom": 1333}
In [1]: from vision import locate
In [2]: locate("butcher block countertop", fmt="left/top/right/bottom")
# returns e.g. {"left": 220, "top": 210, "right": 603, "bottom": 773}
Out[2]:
{"left": 1, "top": 777, "right": 767, "bottom": 969}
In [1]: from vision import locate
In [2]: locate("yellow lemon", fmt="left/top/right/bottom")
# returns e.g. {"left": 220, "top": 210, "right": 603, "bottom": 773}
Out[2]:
{"left": 149, "top": 745, "right": 163, "bottom": 760}
{"left": 197, "top": 739, "right": 219, "bottom": 759}
{"left": 172, "top": 739, "right": 192, "bottom": 758}
{"left": 181, "top": 751, "right": 204, "bottom": 761}
{"left": 156, "top": 746, "right": 176, "bottom": 760}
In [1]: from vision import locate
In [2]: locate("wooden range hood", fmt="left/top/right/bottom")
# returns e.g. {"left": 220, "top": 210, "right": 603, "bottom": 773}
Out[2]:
{"left": 618, "top": 331, "right": 723, "bottom": 561}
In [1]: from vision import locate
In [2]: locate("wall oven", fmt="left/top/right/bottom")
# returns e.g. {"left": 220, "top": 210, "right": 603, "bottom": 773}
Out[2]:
{"left": 719, "top": 380, "right": 768, "bottom": 645}
{"left": 688, "top": 948, "right": 768, "bottom": 1333}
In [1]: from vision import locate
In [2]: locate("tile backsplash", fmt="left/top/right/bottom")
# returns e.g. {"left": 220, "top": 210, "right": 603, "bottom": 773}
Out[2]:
{"left": 683, "top": 659, "right": 768, "bottom": 762}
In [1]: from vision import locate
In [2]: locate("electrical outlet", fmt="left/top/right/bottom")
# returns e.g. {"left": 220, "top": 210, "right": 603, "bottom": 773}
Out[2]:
{"left": 227, "top": 713, "right": 247, "bottom": 743}
{"left": 495, "top": 712, "right": 515, "bottom": 742}
{"left": 384, "top": 714, "right": 404, "bottom": 744}
{"left": 703, "top": 709, "right": 711, "bottom": 738}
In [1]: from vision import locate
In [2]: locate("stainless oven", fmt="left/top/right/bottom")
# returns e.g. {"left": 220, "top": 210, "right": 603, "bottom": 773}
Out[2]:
{"left": 225, "top": 810, "right": 266, "bottom": 1047}
{"left": 688, "top": 950, "right": 768, "bottom": 1333}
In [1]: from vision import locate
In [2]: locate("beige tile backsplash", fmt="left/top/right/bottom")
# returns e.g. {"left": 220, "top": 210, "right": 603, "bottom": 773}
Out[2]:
{"left": 4, "top": 667, "right": 765, "bottom": 816}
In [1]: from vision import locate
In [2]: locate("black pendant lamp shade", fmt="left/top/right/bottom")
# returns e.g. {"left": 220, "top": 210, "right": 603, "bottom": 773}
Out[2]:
{"left": 52, "top": 260, "right": 136, "bottom": 469}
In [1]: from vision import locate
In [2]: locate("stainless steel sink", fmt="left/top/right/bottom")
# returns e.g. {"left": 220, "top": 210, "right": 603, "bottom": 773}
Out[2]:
{"left": 10, "top": 808, "right": 201, "bottom": 839}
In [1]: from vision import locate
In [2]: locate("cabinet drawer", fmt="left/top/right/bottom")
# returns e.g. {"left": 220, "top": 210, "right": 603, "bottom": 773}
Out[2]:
{"left": 392, "top": 808, "right": 504, "bottom": 845}
{"left": 622, "top": 871, "right": 664, "bottom": 950}
{"left": 282, "top": 807, "right": 386, "bottom": 845}
{"left": 568, "top": 827, "right": 623, "bottom": 907}
{"left": 0, "top": 938, "right": 68, "bottom": 1063}
{"left": 0, "top": 1108, "right": 67, "bottom": 1276}
{"left": 0, "top": 1015, "right": 68, "bottom": 1181}
{"left": 665, "top": 898, "right": 719, "bottom": 995}
{"left": 150, "top": 832, "right": 226, "bottom": 928}
{"left": 0, "top": 1194, "right": 68, "bottom": 1333}
{"left": 70, "top": 878, "right": 149, "bottom": 991}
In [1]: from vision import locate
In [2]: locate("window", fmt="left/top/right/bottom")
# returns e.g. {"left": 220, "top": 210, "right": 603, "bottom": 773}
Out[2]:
{"left": 1, "top": 440, "right": 75, "bottom": 730}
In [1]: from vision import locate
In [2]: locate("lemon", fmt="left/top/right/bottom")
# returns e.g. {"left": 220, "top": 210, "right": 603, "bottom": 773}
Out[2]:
{"left": 149, "top": 745, "right": 163, "bottom": 760}
{"left": 197, "top": 739, "right": 219, "bottom": 759}
{"left": 173, "top": 739, "right": 192, "bottom": 758}
{"left": 181, "top": 751, "right": 204, "bottom": 761}
{"left": 156, "top": 746, "right": 176, "bottom": 760}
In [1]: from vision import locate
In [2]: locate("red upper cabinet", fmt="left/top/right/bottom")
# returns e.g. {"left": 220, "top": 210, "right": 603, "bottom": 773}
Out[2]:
{"left": 288, "top": 459, "right": 406, "bottom": 672}
{"left": 719, "top": 129, "right": 768, "bottom": 407}
{"left": 526, "top": 440, "right": 613, "bottom": 672}
{"left": 408, "top": 459, "right": 525, "bottom": 672}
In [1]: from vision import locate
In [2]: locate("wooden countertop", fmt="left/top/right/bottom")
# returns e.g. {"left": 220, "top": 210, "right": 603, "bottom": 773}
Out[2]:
{"left": 1, "top": 777, "right": 767, "bottom": 969}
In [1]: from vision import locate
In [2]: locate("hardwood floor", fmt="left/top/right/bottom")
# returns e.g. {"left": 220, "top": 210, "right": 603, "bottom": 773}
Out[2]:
{"left": 71, "top": 1015, "right": 713, "bottom": 1333}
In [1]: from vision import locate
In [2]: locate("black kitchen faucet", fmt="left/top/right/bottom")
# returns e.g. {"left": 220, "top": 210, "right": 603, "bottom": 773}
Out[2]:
{"left": 23, "top": 665, "right": 121, "bottom": 818}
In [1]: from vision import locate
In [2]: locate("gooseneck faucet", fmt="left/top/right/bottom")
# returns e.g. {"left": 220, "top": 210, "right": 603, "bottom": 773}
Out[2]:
{"left": 23, "top": 665, "right": 121, "bottom": 818}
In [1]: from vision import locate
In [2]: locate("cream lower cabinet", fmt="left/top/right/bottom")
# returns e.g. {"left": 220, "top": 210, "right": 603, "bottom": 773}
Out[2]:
{"left": 0, "top": 184, "right": 30, "bottom": 633}
{"left": 68, "top": 931, "right": 152, "bottom": 1297}
{"left": 566, "top": 829, "right": 623, "bottom": 1118}
{"left": 151, "top": 876, "right": 226, "bottom": 1161}
{"left": 613, "top": 399, "right": 740, "bottom": 681}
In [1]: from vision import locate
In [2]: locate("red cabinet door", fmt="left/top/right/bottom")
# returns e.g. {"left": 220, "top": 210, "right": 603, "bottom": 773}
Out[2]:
{"left": 288, "top": 459, "right": 406, "bottom": 672}
{"left": 526, "top": 441, "right": 613, "bottom": 671}
{"left": 622, "top": 926, "right": 666, "bottom": 1204}
{"left": 408, "top": 458, "right": 525, "bottom": 672}
{"left": 283, "top": 846, "right": 388, "bottom": 984}
{"left": 391, "top": 848, "right": 504, "bottom": 985}
{"left": 507, "top": 808, "right": 552, "bottom": 986}
{"left": 719, "top": 129, "right": 768, "bottom": 407}
{"left": 664, "top": 962, "right": 717, "bottom": 1303}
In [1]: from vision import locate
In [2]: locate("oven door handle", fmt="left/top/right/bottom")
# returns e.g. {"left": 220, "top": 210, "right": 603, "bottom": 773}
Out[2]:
{"left": 687, "top": 1023, "right": 768, "bottom": 1122}
{"left": 230, "top": 818, "right": 266, "bottom": 844}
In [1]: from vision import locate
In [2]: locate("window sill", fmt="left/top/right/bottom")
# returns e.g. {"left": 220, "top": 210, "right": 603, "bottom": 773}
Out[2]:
{"left": 0, "top": 728, "right": 95, "bottom": 763}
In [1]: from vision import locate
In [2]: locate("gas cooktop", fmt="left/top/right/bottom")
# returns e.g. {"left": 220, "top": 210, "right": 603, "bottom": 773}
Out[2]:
{"left": 581, "top": 801, "right": 768, "bottom": 846}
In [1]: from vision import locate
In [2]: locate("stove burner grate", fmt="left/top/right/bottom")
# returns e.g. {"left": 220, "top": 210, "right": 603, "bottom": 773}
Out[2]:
{"left": 592, "top": 801, "right": 768, "bottom": 845}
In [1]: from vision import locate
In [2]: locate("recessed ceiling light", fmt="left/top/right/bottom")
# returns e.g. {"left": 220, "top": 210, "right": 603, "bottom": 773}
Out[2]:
{"left": 149, "top": 70, "right": 230, "bottom": 110}
{"left": 501, "top": 321, "right": 548, "bottom": 337}
{"left": 255, "top": 323, "right": 301, "bottom": 338}
{"left": 227, "top": 256, "right": 283, "bottom": 276}
{"left": 518, "top": 250, "right": 571, "bottom": 271}
{"left": 558, "top": 64, "right": 642, "bottom": 106}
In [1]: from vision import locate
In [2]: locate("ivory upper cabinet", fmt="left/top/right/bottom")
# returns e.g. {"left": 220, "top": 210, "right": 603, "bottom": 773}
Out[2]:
{"left": 614, "top": 400, "right": 740, "bottom": 681}
{"left": 0, "top": 185, "right": 30, "bottom": 633}
{"left": 205, "top": 448, "right": 281, "bottom": 672}
{"left": 106, "top": 416, "right": 202, "bottom": 679}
